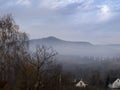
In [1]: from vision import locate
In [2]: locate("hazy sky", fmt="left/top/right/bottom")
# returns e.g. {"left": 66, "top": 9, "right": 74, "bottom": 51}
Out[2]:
{"left": 0, "top": 0, "right": 120, "bottom": 44}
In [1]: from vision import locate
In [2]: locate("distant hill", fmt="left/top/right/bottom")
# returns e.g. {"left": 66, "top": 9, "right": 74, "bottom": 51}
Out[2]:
{"left": 29, "top": 36, "right": 120, "bottom": 57}
{"left": 29, "top": 36, "right": 120, "bottom": 73}
{"left": 29, "top": 36, "right": 92, "bottom": 47}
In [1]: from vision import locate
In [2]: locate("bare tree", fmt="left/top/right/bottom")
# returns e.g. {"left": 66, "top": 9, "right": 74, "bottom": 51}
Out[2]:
{"left": 28, "top": 46, "right": 57, "bottom": 90}
{"left": 0, "top": 14, "right": 29, "bottom": 89}
{"left": 0, "top": 14, "right": 65, "bottom": 90}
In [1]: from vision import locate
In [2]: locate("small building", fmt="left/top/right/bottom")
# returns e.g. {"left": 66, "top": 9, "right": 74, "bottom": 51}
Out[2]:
{"left": 108, "top": 78, "right": 120, "bottom": 89}
{"left": 76, "top": 80, "right": 87, "bottom": 88}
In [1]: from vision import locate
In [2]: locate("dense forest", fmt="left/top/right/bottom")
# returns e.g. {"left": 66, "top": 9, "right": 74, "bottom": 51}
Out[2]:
{"left": 0, "top": 15, "right": 120, "bottom": 90}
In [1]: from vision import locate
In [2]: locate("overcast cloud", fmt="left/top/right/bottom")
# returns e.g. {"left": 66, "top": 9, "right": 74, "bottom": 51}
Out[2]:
{"left": 0, "top": 0, "right": 120, "bottom": 44}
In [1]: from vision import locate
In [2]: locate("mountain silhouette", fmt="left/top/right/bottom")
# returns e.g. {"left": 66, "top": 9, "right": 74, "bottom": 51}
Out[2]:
{"left": 30, "top": 36, "right": 92, "bottom": 46}
{"left": 29, "top": 36, "right": 120, "bottom": 57}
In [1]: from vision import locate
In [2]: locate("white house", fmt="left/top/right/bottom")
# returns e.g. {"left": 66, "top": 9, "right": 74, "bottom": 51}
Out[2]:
{"left": 76, "top": 80, "right": 87, "bottom": 88}
{"left": 108, "top": 78, "right": 120, "bottom": 89}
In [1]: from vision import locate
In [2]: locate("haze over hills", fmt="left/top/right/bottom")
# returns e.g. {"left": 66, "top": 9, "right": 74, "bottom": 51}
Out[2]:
{"left": 30, "top": 36, "right": 92, "bottom": 46}
{"left": 29, "top": 36, "right": 120, "bottom": 57}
